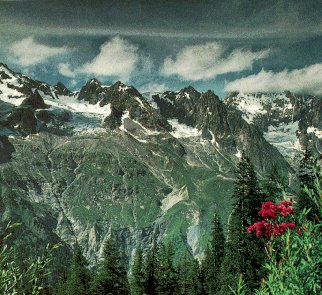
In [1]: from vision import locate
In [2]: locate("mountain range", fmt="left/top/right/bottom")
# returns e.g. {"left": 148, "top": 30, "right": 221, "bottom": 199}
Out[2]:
{"left": 0, "top": 63, "right": 320, "bottom": 270}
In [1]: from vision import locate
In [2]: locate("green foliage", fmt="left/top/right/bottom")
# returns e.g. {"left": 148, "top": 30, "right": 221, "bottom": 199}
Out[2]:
{"left": 297, "top": 151, "right": 321, "bottom": 221}
{"left": 220, "top": 152, "right": 266, "bottom": 294}
{"left": 0, "top": 222, "right": 59, "bottom": 295}
{"left": 142, "top": 240, "right": 158, "bottom": 295}
{"left": 90, "top": 232, "right": 130, "bottom": 295}
{"left": 201, "top": 211, "right": 225, "bottom": 294}
{"left": 262, "top": 164, "right": 287, "bottom": 199}
{"left": 177, "top": 252, "right": 203, "bottom": 295}
{"left": 130, "top": 246, "right": 145, "bottom": 295}
{"left": 156, "top": 242, "right": 178, "bottom": 294}
{"left": 256, "top": 167, "right": 322, "bottom": 295}
{"left": 61, "top": 244, "right": 91, "bottom": 295}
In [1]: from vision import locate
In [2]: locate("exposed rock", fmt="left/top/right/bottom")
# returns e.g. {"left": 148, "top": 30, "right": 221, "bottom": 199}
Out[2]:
{"left": 21, "top": 91, "right": 47, "bottom": 109}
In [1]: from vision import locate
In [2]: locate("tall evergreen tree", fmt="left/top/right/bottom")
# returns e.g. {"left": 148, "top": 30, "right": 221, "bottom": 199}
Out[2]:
{"left": 262, "top": 164, "right": 287, "bottom": 199}
{"left": 142, "top": 239, "right": 158, "bottom": 295}
{"left": 297, "top": 150, "right": 321, "bottom": 221}
{"left": 64, "top": 244, "right": 91, "bottom": 295}
{"left": 220, "top": 151, "right": 266, "bottom": 294}
{"left": 157, "top": 243, "right": 178, "bottom": 294}
{"left": 201, "top": 211, "right": 225, "bottom": 294}
{"left": 177, "top": 252, "right": 203, "bottom": 295}
{"left": 130, "top": 246, "right": 145, "bottom": 295}
{"left": 91, "top": 232, "right": 130, "bottom": 295}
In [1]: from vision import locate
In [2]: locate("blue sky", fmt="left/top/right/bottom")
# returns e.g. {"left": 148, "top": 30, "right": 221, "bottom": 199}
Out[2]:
{"left": 1, "top": 0, "right": 322, "bottom": 97}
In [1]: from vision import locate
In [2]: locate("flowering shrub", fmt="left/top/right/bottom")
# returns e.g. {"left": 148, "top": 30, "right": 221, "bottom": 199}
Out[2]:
{"left": 247, "top": 200, "right": 297, "bottom": 238}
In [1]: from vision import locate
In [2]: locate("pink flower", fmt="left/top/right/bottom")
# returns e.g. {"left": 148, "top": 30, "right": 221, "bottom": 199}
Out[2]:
{"left": 248, "top": 199, "right": 297, "bottom": 238}
{"left": 259, "top": 201, "right": 278, "bottom": 219}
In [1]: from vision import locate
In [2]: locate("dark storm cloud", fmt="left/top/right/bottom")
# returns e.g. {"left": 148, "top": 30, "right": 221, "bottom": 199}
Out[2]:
{"left": 1, "top": 0, "right": 322, "bottom": 39}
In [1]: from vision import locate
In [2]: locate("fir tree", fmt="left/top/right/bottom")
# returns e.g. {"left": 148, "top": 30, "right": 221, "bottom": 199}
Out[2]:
{"left": 91, "top": 232, "right": 130, "bottom": 295}
{"left": 297, "top": 150, "right": 321, "bottom": 221}
{"left": 130, "top": 246, "right": 145, "bottom": 295}
{"left": 201, "top": 211, "right": 225, "bottom": 294}
{"left": 219, "top": 151, "right": 266, "bottom": 294}
{"left": 177, "top": 252, "right": 203, "bottom": 295}
{"left": 64, "top": 244, "right": 91, "bottom": 295}
{"left": 157, "top": 243, "right": 178, "bottom": 295}
{"left": 262, "top": 164, "right": 287, "bottom": 199}
{"left": 142, "top": 239, "right": 158, "bottom": 295}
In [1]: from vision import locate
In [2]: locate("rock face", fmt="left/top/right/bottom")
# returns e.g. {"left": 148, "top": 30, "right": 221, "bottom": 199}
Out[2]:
{"left": 224, "top": 92, "right": 322, "bottom": 165}
{"left": 0, "top": 64, "right": 320, "bottom": 275}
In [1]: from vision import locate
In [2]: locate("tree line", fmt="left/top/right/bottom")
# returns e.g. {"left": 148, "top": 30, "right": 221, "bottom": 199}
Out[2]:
{"left": 1, "top": 150, "right": 320, "bottom": 294}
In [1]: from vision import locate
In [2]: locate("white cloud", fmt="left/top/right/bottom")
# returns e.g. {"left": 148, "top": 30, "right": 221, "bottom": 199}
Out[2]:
{"left": 139, "top": 82, "right": 167, "bottom": 93}
{"left": 58, "top": 63, "right": 76, "bottom": 78}
{"left": 225, "top": 64, "right": 322, "bottom": 95}
{"left": 78, "top": 36, "right": 139, "bottom": 80}
{"left": 161, "top": 42, "right": 270, "bottom": 81}
{"left": 10, "top": 36, "right": 68, "bottom": 66}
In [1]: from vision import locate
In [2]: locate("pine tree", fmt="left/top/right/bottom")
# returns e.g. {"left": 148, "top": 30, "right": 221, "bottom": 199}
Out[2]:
{"left": 201, "top": 211, "right": 225, "bottom": 294}
{"left": 130, "top": 246, "right": 145, "bottom": 295}
{"left": 297, "top": 150, "right": 321, "bottom": 221}
{"left": 91, "top": 232, "right": 130, "bottom": 295}
{"left": 177, "top": 252, "right": 203, "bottom": 295}
{"left": 157, "top": 243, "right": 178, "bottom": 294}
{"left": 64, "top": 244, "right": 91, "bottom": 295}
{"left": 142, "top": 240, "right": 158, "bottom": 295}
{"left": 219, "top": 151, "right": 266, "bottom": 294}
{"left": 262, "top": 164, "right": 287, "bottom": 199}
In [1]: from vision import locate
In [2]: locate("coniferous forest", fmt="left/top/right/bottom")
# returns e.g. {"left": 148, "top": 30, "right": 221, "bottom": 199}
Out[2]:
{"left": 1, "top": 152, "right": 321, "bottom": 295}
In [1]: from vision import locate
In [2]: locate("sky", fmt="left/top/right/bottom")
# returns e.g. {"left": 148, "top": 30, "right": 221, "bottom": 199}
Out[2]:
{"left": 1, "top": 0, "right": 322, "bottom": 97}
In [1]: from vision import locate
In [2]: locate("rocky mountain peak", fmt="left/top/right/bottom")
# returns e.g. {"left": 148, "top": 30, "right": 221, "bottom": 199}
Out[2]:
{"left": 224, "top": 91, "right": 322, "bottom": 163}
{"left": 0, "top": 63, "right": 15, "bottom": 80}
{"left": 88, "top": 78, "right": 101, "bottom": 86}
{"left": 54, "top": 82, "right": 73, "bottom": 96}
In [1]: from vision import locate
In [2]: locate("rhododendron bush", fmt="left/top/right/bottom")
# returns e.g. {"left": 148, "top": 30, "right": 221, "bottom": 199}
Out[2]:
{"left": 245, "top": 168, "right": 322, "bottom": 295}
{"left": 247, "top": 200, "right": 297, "bottom": 238}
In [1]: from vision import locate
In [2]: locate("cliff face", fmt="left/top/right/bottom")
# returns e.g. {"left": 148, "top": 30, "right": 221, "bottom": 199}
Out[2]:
{"left": 1, "top": 63, "right": 318, "bottom": 272}
{"left": 224, "top": 92, "right": 322, "bottom": 165}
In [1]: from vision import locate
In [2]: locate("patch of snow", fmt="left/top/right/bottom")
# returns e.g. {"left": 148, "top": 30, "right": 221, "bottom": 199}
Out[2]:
{"left": 119, "top": 111, "right": 130, "bottom": 132}
{"left": 118, "top": 85, "right": 130, "bottom": 92}
{"left": 161, "top": 94, "right": 174, "bottom": 105}
{"left": 186, "top": 209, "right": 201, "bottom": 259}
{"left": 235, "top": 148, "right": 242, "bottom": 158}
{"left": 141, "top": 92, "right": 160, "bottom": 109}
{"left": 227, "top": 92, "right": 292, "bottom": 124}
{"left": 134, "top": 96, "right": 146, "bottom": 109}
{"left": 0, "top": 83, "right": 25, "bottom": 102}
{"left": 0, "top": 65, "right": 14, "bottom": 79}
{"left": 168, "top": 119, "right": 201, "bottom": 138}
{"left": 264, "top": 121, "right": 302, "bottom": 159}
{"left": 307, "top": 126, "right": 322, "bottom": 139}
{"left": 161, "top": 186, "right": 188, "bottom": 213}
{"left": 209, "top": 130, "right": 219, "bottom": 148}
{"left": 131, "top": 119, "right": 161, "bottom": 136}
{"left": 45, "top": 95, "right": 112, "bottom": 117}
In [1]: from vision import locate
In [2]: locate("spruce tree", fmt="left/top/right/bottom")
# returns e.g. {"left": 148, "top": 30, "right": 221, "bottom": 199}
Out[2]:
{"left": 91, "top": 232, "right": 130, "bottom": 295}
{"left": 130, "top": 246, "right": 145, "bottom": 295}
{"left": 157, "top": 243, "right": 178, "bottom": 295}
{"left": 142, "top": 240, "right": 158, "bottom": 295}
{"left": 297, "top": 150, "right": 321, "bottom": 221}
{"left": 201, "top": 211, "right": 225, "bottom": 294}
{"left": 64, "top": 244, "right": 91, "bottom": 295}
{"left": 262, "top": 164, "right": 287, "bottom": 199}
{"left": 177, "top": 252, "right": 203, "bottom": 295}
{"left": 219, "top": 151, "right": 266, "bottom": 294}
